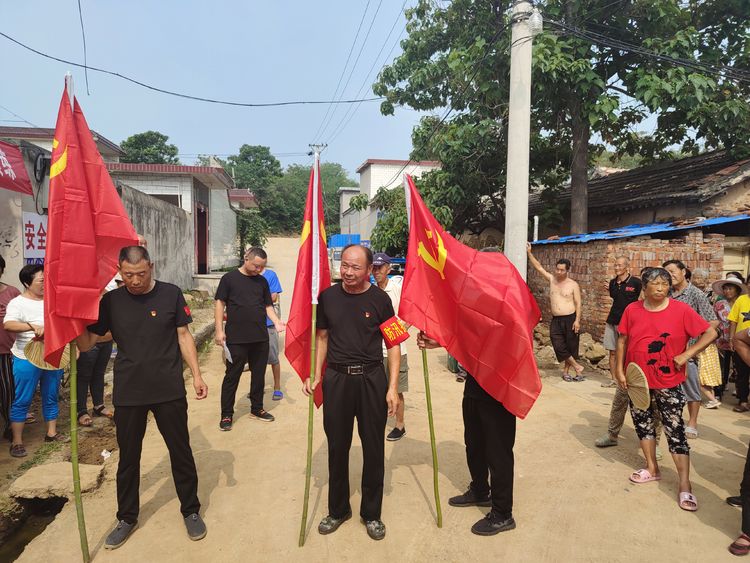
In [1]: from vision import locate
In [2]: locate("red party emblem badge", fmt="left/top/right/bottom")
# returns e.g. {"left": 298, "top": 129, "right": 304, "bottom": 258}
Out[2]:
{"left": 150, "top": 310, "right": 157, "bottom": 317}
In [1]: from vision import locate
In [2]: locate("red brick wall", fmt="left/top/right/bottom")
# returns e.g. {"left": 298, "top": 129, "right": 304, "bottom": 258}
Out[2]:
{"left": 527, "top": 231, "right": 725, "bottom": 340}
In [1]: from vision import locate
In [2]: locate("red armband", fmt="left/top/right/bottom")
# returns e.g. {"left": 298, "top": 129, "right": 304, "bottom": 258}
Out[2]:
{"left": 380, "top": 316, "right": 409, "bottom": 349}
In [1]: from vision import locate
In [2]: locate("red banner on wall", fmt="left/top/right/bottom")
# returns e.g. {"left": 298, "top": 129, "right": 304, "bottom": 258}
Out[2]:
{"left": 0, "top": 140, "right": 33, "bottom": 195}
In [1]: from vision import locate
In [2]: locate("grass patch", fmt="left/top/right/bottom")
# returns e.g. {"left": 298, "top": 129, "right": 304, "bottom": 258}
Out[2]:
{"left": 10, "top": 441, "right": 63, "bottom": 478}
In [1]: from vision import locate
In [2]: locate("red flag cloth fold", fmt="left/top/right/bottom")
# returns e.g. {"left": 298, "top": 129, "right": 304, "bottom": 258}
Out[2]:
{"left": 399, "top": 175, "right": 542, "bottom": 418}
{"left": 284, "top": 157, "right": 330, "bottom": 407}
{"left": 0, "top": 140, "right": 33, "bottom": 195}
{"left": 44, "top": 87, "right": 138, "bottom": 366}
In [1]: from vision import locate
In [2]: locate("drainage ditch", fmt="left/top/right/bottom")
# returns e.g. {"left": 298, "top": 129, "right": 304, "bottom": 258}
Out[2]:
{"left": 0, "top": 497, "right": 68, "bottom": 562}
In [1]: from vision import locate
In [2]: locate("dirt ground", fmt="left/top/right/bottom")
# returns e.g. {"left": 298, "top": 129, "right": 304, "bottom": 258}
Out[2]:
{"left": 17, "top": 237, "right": 750, "bottom": 562}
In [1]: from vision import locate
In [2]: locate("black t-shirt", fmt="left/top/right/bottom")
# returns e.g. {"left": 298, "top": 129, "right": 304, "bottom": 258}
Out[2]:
{"left": 464, "top": 372, "right": 499, "bottom": 403}
{"left": 607, "top": 274, "right": 642, "bottom": 325}
{"left": 316, "top": 283, "right": 395, "bottom": 364}
{"left": 215, "top": 269, "right": 273, "bottom": 344}
{"left": 88, "top": 281, "right": 191, "bottom": 407}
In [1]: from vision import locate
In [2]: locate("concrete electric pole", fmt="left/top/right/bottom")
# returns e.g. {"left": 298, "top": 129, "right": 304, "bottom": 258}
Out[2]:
{"left": 503, "top": 2, "right": 541, "bottom": 280}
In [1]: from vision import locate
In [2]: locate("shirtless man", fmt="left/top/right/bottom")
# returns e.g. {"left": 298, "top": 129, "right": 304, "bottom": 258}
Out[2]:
{"left": 527, "top": 243, "right": 584, "bottom": 380}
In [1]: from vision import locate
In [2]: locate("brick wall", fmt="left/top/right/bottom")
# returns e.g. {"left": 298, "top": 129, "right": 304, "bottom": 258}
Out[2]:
{"left": 527, "top": 231, "right": 725, "bottom": 340}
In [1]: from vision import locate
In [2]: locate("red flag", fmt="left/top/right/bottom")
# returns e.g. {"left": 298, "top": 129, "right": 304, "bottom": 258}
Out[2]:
{"left": 399, "top": 175, "right": 541, "bottom": 419}
{"left": 0, "top": 140, "right": 33, "bottom": 195}
{"left": 44, "top": 85, "right": 139, "bottom": 366}
{"left": 284, "top": 154, "right": 331, "bottom": 407}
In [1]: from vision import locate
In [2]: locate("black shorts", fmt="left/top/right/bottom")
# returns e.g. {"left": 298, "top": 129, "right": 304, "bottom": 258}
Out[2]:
{"left": 550, "top": 313, "right": 579, "bottom": 362}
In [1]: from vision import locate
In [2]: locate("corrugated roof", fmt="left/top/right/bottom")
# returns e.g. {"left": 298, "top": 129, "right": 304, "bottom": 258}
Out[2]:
{"left": 531, "top": 214, "right": 750, "bottom": 245}
{"left": 529, "top": 150, "right": 750, "bottom": 214}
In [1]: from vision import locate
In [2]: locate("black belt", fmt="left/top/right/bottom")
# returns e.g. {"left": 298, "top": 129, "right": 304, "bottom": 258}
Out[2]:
{"left": 328, "top": 361, "right": 382, "bottom": 375}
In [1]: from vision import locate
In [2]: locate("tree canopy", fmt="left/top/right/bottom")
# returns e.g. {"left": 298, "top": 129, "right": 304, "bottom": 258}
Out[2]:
{"left": 374, "top": 0, "right": 750, "bottom": 235}
{"left": 120, "top": 130, "right": 180, "bottom": 164}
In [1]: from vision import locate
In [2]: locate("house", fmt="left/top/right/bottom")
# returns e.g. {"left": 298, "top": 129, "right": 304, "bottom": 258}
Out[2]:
{"left": 228, "top": 189, "right": 258, "bottom": 210}
{"left": 341, "top": 159, "right": 441, "bottom": 240}
{"left": 106, "top": 163, "right": 238, "bottom": 275}
{"left": 0, "top": 126, "right": 238, "bottom": 289}
{"left": 527, "top": 150, "right": 750, "bottom": 340}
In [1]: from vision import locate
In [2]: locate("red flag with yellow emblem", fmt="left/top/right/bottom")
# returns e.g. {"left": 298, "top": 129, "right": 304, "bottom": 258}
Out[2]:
{"left": 44, "top": 84, "right": 138, "bottom": 366}
{"left": 284, "top": 153, "right": 330, "bottom": 406}
{"left": 399, "top": 175, "right": 541, "bottom": 418}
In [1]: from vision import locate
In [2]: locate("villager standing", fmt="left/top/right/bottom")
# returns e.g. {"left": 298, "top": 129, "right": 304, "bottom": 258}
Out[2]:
{"left": 526, "top": 243, "right": 584, "bottom": 380}
{"left": 214, "top": 247, "right": 284, "bottom": 430}
{"left": 303, "top": 244, "right": 400, "bottom": 541}
{"left": 77, "top": 246, "right": 208, "bottom": 549}
{"left": 0, "top": 255, "right": 21, "bottom": 440}
{"left": 602, "top": 256, "right": 642, "bottom": 387}
{"left": 371, "top": 252, "right": 409, "bottom": 441}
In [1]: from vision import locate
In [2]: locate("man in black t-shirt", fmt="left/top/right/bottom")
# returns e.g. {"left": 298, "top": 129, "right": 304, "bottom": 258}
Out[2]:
{"left": 303, "top": 244, "right": 400, "bottom": 541}
{"left": 214, "top": 247, "right": 284, "bottom": 430}
{"left": 602, "top": 257, "right": 642, "bottom": 387}
{"left": 77, "top": 246, "right": 208, "bottom": 549}
{"left": 417, "top": 332, "right": 517, "bottom": 537}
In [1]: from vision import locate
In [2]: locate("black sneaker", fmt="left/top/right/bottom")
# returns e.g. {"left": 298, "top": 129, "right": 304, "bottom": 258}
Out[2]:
{"left": 184, "top": 513, "right": 207, "bottom": 541}
{"left": 727, "top": 495, "right": 743, "bottom": 507}
{"left": 219, "top": 417, "right": 232, "bottom": 431}
{"left": 449, "top": 488, "right": 491, "bottom": 507}
{"left": 362, "top": 518, "right": 386, "bottom": 540}
{"left": 471, "top": 513, "right": 516, "bottom": 536}
{"left": 104, "top": 520, "right": 138, "bottom": 550}
{"left": 250, "top": 409, "right": 275, "bottom": 422}
{"left": 386, "top": 427, "right": 406, "bottom": 441}
{"left": 318, "top": 511, "right": 352, "bottom": 535}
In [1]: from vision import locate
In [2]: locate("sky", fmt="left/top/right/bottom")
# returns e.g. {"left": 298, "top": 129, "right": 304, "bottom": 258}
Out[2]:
{"left": 1, "top": 1, "right": 425, "bottom": 179}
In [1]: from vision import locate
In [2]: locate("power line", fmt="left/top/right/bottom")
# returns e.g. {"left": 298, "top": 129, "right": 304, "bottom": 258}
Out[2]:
{"left": 76, "top": 0, "right": 90, "bottom": 94}
{"left": 0, "top": 103, "right": 41, "bottom": 128}
{"left": 0, "top": 30, "right": 386, "bottom": 107}
{"left": 316, "top": 0, "right": 385, "bottom": 142}
{"left": 310, "top": 0, "right": 373, "bottom": 142}
{"left": 327, "top": 1, "right": 409, "bottom": 144}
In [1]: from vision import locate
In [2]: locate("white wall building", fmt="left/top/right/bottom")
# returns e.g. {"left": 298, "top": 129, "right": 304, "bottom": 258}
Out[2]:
{"left": 341, "top": 159, "right": 441, "bottom": 241}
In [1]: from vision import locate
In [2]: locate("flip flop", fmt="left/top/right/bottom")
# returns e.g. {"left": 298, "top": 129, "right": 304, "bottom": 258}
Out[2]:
{"left": 729, "top": 534, "right": 750, "bottom": 556}
{"left": 678, "top": 491, "right": 698, "bottom": 511}
{"left": 685, "top": 426, "right": 698, "bottom": 439}
{"left": 272, "top": 390, "right": 283, "bottom": 401}
{"left": 562, "top": 374, "right": 574, "bottom": 382}
{"left": 572, "top": 375, "right": 586, "bottom": 382}
{"left": 629, "top": 469, "right": 661, "bottom": 484}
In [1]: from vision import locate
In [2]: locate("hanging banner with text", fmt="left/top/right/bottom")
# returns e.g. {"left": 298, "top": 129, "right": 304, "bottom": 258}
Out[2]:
{"left": 0, "top": 140, "right": 33, "bottom": 196}
{"left": 22, "top": 212, "right": 48, "bottom": 264}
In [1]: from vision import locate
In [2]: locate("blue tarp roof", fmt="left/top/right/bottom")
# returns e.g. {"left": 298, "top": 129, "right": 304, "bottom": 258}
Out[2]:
{"left": 532, "top": 214, "right": 750, "bottom": 245}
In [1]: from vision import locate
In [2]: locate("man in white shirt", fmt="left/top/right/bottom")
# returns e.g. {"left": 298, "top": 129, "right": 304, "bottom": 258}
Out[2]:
{"left": 372, "top": 253, "right": 409, "bottom": 441}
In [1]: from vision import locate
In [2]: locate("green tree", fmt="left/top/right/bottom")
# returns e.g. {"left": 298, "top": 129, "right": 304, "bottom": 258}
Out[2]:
{"left": 237, "top": 209, "right": 269, "bottom": 258}
{"left": 375, "top": 0, "right": 750, "bottom": 235}
{"left": 226, "top": 145, "right": 283, "bottom": 204}
{"left": 120, "top": 131, "right": 180, "bottom": 164}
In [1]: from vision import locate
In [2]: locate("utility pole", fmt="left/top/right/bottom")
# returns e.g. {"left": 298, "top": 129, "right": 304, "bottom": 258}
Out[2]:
{"left": 504, "top": 1, "right": 541, "bottom": 280}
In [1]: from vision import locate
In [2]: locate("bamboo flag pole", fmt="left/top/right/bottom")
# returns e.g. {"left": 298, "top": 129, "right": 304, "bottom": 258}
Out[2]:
{"left": 421, "top": 349, "right": 442, "bottom": 527}
{"left": 69, "top": 341, "right": 91, "bottom": 562}
{"left": 299, "top": 305, "right": 318, "bottom": 547}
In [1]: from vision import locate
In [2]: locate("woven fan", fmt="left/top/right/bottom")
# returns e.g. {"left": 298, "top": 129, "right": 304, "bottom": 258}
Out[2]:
{"left": 24, "top": 340, "right": 71, "bottom": 371}
{"left": 625, "top": 362, "right": 650, "bottom": 410}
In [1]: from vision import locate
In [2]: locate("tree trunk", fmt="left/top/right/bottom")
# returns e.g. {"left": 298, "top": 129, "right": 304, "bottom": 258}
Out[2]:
{"left": 569, "top": 100, "right": 589, "bottom": 235}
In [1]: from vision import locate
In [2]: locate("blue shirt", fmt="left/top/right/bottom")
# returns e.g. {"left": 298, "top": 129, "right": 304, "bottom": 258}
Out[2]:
{"left": 262, "top": 269, "right": 282, "bottom": 327}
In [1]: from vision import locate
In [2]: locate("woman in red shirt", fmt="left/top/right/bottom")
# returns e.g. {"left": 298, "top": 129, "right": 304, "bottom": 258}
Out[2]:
{"left": 615, "top": 267, "right": 716, "bottom": 511}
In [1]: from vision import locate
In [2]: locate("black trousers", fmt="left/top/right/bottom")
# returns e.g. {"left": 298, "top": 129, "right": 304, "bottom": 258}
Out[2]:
{"left": 736, "top": 353, "right": 750, "bottom": 404}
{"left": 114, "top": 397, "right": 200, "bottom": 523}
{"left": 463, "top": 396, "right": 516, "bottom": 519}
{"left": 322, "top": 365, "right": 388, "bottom": 521}
{"left": 221, "top": 341, "right": 269, "bottom": 417}
{"left": 76, "top": 341, "right": 113, "bottom": 416}
{"left": 550, "top": 313, "right": 579, "bottom": 362}
{"left": 741, "top": 440, "right": 750, "bottom": 535}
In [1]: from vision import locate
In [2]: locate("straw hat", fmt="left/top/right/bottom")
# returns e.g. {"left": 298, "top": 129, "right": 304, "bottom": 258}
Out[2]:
{"left": 24, "top": 340, "right": 70, "bottom": 370}
{"left": 625, "top": 362, "right": 650, "bottom": 410}
{"left": 711, "top": 277, "right": 747, "bottom": 297}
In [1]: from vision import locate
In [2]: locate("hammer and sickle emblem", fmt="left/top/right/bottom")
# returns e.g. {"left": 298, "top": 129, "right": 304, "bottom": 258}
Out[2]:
{"left": 50, "top": 138, "right": 68, "bottom": 179}
{"left": 417, "top": 228, "right": 447, "bottom": 280}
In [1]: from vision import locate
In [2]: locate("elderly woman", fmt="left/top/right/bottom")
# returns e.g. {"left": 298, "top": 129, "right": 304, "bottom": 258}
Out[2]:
{"left": 0, "top": 255, "right": 21, "bottom": 440}
{"left": 615, "top": 267, "right": 717, "bottom": 511}
{"left": 3, "top": 264, "right": 65, "bottom": 457}
{"left": 713, "top": 276, "right": 746, "bottom": 402}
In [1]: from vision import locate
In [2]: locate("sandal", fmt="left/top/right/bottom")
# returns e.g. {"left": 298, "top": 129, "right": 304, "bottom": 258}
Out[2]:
{"left": 78, "top": 413, "right": 93, "bottom": 427}
{"left": 9, "top": 444, "right": 27, "bottom": 458}
{"left": 629, "top": 469, "right": 661, "bottom": 484}
{"left": 678, "top": 491, "right": 698, "bottom": 512}
{"left": 25, "top": 413, "right": 36, "bottom": 424}
{"left": 93, "top": 405, "right": 114, "bottom": 419}
{"left": 729, "top": 533, "right": 750, "bottom": 556}
{"left": 563, "top": 374, "right": 574, "bottom": 382}
{"left": 685, "top": 426, "right": 698, "bottom": 439}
